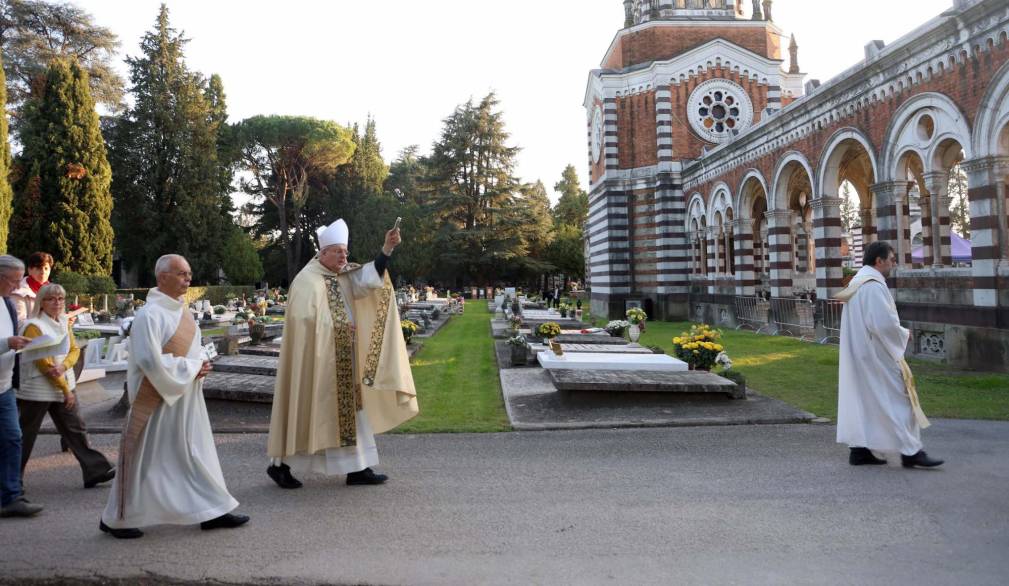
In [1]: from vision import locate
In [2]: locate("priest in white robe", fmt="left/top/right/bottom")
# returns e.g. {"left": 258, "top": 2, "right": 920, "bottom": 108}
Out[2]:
{"left": 267, "top": 219, "right": 418, "bottom": 489}
{"left": 100, "top": 255, "right": 249, "bottom": 539}
{"left": 835, "top": 241, "right": 943, "bottom": 469}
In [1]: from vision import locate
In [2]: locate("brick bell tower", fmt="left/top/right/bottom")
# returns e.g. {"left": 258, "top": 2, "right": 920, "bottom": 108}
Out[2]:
{"left": 585, "top": 0, "right": 803, "bottom": 320}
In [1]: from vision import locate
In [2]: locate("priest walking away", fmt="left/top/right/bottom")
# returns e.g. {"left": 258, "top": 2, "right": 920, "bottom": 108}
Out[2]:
{"left": 835, "top": 241, "right": 943, "bottom": 469}
{"left": 267, "top": 219, "right": 418, "bottom": 489}
{"left": 99, "top": 254, "right": 249, "bottom": 538}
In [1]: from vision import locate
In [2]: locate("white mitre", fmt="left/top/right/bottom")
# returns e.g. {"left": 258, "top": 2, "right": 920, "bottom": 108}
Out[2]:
{"left": 317, "top": 219, "right": 349, "bottom": 249}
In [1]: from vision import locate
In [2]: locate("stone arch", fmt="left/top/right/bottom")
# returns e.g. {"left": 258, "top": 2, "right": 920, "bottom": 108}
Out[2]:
{"left": 816, "top": 128, "right": 879, "bottom": 285}
{"left": 770, "top": 151, "right": 816, "bottom": 211}
{"left": 687, "top": 193, "right": 708, "bottom": 275}
{"left": 973, "top": 58, "right": 1009, "bottom": 157}
{"left": 735, "top": 172, "right": 770, "bottom": 295}
{"left": 708, "top": 183, "right": 734, "bottom": 275}
{"left": 769, "top": 152, "right": 816, "bottom": 296}
{"left": 880, "top": 92, "right": 973, "bottom": 181}
{"left": 817, "top": 128, "right": 879, "bottom": 197}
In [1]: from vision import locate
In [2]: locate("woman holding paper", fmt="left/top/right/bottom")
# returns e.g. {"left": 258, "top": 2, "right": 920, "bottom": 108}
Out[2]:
{"left": 16, "top": 284, "right": 114, "bottom": 489}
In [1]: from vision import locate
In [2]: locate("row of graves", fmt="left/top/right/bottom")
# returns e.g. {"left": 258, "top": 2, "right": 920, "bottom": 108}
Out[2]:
{"left": 490, "top": 293, "right": 745, "bottom": 404}
{"left": 69, "top": 291, "right": 288, "bottom": 387}
{"left": 200, "top": 291, "right": 460, "bottom": 405}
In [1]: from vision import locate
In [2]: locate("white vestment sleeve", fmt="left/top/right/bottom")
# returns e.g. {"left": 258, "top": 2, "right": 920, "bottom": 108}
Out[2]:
{"left": 862, "top": 282, "right": 910, "bottom": 363}
{"left": 349, "top": 261, "right": 384, "bottom": 299}
{"left": 130, "top": 310, "right": 202, "bottom": 406}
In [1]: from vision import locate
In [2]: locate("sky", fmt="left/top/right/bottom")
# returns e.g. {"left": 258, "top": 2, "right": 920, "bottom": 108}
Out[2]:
{"left": 77, "top": 0, "right": 956, "bottom": 202}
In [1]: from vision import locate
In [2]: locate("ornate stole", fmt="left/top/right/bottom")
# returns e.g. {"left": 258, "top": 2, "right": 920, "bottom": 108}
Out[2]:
{"left": 323, "top": 275, "right": 361, "bottom": 448}
{"left": 361, "top": 284, "right": 393, "bottom": 387}
{"left": 117, "top": 310, "right": 197, "bottom": 519}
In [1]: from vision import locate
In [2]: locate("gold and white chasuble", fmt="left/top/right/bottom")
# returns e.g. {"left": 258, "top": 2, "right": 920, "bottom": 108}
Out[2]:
{"left": 267, "top": 258, "right": 418, "bottom": 475}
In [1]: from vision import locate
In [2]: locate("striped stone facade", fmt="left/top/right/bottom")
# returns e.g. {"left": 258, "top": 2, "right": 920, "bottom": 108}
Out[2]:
{"left": 587, "top": 0, "right": 1009, "bottom": 371}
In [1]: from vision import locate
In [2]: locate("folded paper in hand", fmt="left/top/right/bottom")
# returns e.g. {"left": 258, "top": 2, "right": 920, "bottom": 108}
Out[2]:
{"left": 17, "top": 332, "right": 67, "bottom": 361}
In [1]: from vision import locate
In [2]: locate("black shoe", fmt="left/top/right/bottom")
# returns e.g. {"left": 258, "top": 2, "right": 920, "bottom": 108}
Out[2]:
{"left": 849, "top": 447, "right": 887, "bottom": 466}
{"left": 200, "top": 513, "right": 250, "bottom": 531}
{"left": 267, "top": 464, "right": 302, "bottom": 489}
{"left": 901, "top": 451, "right": 944, "bottom": 469}
{"left": 84, "top": 467, "right": 116, "bottom": 489}
{"left": 99, "top": 520, "right": 143, "bottom": 539}
{"left": 346, "top": 467, "right": 388, "bottom": 486}
{"left": 1, "top": 497, "right": 43, "bottom": 518}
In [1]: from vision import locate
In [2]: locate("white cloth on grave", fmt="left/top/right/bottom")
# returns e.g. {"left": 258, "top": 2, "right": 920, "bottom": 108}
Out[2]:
{"left": 101, "top": 287, "right": 238, "bottom": 528}
{"left": 279, "top": 261, "right": 384, "bottom": 476}
{"left": 835, "top": 266, "right": 923, "bottom": 456}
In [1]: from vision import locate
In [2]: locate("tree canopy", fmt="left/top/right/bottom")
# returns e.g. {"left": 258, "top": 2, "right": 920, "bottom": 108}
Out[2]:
{"left": 235, "top": 114, "right": 356, "bottom": 283}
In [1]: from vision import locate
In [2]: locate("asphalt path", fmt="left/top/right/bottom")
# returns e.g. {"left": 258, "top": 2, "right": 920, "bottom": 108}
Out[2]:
{"left": 1, "top": 420, "right": 1007, "bottom": 585}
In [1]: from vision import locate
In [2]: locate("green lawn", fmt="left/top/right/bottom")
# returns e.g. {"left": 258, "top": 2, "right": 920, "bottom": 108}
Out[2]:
{"left": 636, "top": 321, "right": 1009, "bottom": 421}
{"left": 393, "top": 301, "right": 511, "bottom": 433}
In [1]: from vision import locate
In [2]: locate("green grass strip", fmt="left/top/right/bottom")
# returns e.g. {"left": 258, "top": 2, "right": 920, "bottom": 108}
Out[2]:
{"left": 636, "top": 321, "right": 1009, "bottom": 421}
{"left": 394, "top": 301, "right": 511, "bottom": 433}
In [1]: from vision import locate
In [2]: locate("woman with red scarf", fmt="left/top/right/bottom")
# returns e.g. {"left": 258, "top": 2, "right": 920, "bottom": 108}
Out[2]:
{"left": 11, "top": 252, "right": 53, "bottom": 322}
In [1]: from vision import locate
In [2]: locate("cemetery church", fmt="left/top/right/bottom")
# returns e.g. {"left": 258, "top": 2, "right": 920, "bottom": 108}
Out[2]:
{"left": 585, "top": 0, "right": 1009, "bottom": 372}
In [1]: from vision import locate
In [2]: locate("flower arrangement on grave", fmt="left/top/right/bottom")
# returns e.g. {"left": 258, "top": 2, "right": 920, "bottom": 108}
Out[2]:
{"left": 536, "top": 322, "right": 562, "bottom": 340}
{"left": 508, "top": 314, "right": 523, "bottom": 333}
{"left": 401, "top": 319, "right": 418, "bottom": 344}
{"left": 605, "top": 320, "right": 630, "bottom": 337}
{"left": 626, "top": 307, "right": 647, "bottom": 325}
{"left": 672, "top": 324, "right": 724, "bottom": 370}
{"left": 507, "top": 333, "right": 529, "bottom": 365}
{"left": 506, "top": 333, "right": 528, "bottom": 347}
{"left": 213, "top": 305, "right": 227, "bottom": 315}
{"left": 558, "top": 303, "right": 569, "bottom": 318}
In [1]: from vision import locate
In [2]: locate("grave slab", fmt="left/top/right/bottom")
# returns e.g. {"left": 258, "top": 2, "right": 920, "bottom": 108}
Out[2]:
{"left": 555, "top": 334, "right": 627, "bottom": 345}
{"left": 529, "top": 343, "right": 653, "bottom": 354}
{"left": 239, "top": 345, "right": 280, "bottom": 357}
{"left": 537, "top": 351, "right": 688, "bottom": 372}
{"left": 499, "top": 368, "right": 816, "bottom": 430}
{"left": 212, "top": 355, "right": 278, "bottom": 376}
{"left": 202, "top": 372, "right": 275, "bottom": 403}
{"left": 548, "top": 369, "right": 744, "bottom": 399}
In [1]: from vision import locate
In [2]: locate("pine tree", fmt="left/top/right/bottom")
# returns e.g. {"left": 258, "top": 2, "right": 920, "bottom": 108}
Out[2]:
{"left": 426, "top": 93, "right": 523, "bottom": 284}
{"left": 10, "top": 59, "right": 113, "bottom": 274}
{"left": 553, "top": 165, "right": 588, "bottom": 228}
{"left": 107, "top": 5, "right": 237, "bottom": 285}
{"left": 0, "top": 51, "right": 12, "bottom": 253}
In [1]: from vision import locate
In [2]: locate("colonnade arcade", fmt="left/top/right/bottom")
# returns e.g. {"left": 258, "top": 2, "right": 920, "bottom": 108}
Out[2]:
{"left": 687, "top": 90, "right": 1009, "bottom": 306}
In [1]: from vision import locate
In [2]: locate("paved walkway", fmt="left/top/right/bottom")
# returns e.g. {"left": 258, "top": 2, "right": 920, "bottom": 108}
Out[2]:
{"left": 2, "top": 421, "right": 1007, "bottom": 585}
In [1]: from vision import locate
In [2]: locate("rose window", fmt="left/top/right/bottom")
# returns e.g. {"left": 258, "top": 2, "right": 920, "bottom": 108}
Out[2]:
{"left": 687, "top": 79, "right": 754, "bottom": 143}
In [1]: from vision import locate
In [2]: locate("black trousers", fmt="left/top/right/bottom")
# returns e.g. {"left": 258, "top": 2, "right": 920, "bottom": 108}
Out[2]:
{"left": 17, "top": 396, "right": 113, "bottom": 485}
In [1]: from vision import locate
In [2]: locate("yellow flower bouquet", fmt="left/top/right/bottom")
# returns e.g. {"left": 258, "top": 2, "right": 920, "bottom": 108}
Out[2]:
{"left": 672, "top": 324, "right": 724, "bottom": 370}
{"left": 536, "top": 321, "right": 562, "bottom": 340}
{"left": 401, "top": 319, "right": 419, "bottom": 343}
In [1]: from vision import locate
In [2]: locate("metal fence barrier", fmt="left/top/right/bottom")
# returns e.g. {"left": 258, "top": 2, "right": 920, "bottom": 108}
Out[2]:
{"left": 769, "top": 297, "right": 817, "bottom": 341}
{"left": 733, "top": 296, "right": 770, "bottom": 333}
{"left": 819, "top": 300, "right": 844, "bottom": 344}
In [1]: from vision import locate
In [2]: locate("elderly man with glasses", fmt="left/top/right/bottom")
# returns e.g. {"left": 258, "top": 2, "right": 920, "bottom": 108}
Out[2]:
{"left": 0, "top": 255, "right": 42, "bottom": 518}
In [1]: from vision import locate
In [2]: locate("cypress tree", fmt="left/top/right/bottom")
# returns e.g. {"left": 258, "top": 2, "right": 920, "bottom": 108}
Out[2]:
{"left": 10, "top": 59, "right": 113, "bottom": 274}
{"left": 107, "top": 5, "right": 237, "bottom": 285}
{"left": 0, "top": 52, "right": 12, "bottom": 253}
